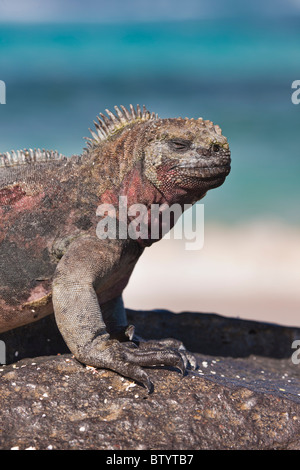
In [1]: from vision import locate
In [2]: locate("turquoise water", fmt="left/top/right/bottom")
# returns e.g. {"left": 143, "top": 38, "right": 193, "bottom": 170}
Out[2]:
{"left": 0, "top": 19, "right": 299, "bottom": 224}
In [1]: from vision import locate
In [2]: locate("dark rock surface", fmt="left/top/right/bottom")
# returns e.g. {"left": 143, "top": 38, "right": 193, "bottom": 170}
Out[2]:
{"left": 1, "top": 309, "right": 300, "bottom": 450}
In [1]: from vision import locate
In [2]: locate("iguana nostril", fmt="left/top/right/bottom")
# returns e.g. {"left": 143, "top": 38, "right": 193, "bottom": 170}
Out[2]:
{"left": 196, "top": 147, "right": 211, "bottom": 157}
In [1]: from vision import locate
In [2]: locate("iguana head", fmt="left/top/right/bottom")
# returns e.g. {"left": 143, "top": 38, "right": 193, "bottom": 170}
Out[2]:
{"left": 86, "top": 105, "right": 230, "bottom": 205}
{"left": 143, "top": 116, "right": 231, "bottom": 204}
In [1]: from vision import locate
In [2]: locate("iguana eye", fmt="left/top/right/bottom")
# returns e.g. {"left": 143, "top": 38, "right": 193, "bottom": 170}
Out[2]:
{"left": 168, "top": 139, "right": 191, "bottom": 151}
{"left": 212, "top": 143, "right": 220, "bottom": 152}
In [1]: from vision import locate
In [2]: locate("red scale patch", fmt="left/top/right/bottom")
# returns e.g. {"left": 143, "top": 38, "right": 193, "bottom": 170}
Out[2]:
{"left": 0, "top": 185, "right": 26, "bottom": 205}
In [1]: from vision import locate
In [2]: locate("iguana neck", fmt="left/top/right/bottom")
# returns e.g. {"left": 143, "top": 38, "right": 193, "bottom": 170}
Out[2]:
{"left": 97, "top": 163, "right": 200, "bottom": 248}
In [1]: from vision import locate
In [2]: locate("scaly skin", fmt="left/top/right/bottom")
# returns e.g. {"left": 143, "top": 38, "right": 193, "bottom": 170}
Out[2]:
{"left": 0, "top": 105, "right": 231, "bottom": 391}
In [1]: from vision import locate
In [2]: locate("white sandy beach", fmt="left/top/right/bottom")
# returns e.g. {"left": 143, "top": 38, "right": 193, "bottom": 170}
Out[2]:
{"left": 124, "top": 221, "right": 300, "bottom": 328}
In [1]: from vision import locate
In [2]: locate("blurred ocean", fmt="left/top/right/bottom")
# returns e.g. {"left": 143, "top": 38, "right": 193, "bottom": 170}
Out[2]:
{"left": 0, "top": 18, "right": 299, "bottom": 225}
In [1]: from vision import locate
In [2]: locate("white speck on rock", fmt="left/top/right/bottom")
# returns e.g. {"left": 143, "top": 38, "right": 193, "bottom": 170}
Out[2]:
{"left": 27, "top": 384, "right": 36, "bottom": 389}
{"left": 125, "top": 382, "right": 136, "bottom": 391}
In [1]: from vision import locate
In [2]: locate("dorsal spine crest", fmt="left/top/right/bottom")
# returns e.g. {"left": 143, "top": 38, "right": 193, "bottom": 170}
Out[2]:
{"left": 85, "top": 104, "right": 159, "bottom": 147}
{"left": 0, "top": 148, "right": 66, "bottom": 168}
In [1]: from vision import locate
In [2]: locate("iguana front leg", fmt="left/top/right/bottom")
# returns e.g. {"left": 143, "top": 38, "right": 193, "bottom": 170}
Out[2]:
{"left": 52, "top": 236, "right": 189, "bottom": 392}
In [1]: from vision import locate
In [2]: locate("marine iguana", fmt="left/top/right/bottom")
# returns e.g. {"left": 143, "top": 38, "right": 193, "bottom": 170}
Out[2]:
{"left": 0, "top": 104, "right": 231, "bottom": 392}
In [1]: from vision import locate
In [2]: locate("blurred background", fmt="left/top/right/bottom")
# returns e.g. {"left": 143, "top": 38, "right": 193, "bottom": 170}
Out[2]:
{"left": 0, "top": 0, "right": 299, "bottom": 325}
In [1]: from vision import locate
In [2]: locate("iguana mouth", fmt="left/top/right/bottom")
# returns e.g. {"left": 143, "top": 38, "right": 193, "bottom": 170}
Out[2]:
{"left": 175, "top": 165, "right": 231, "bottom": 179}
